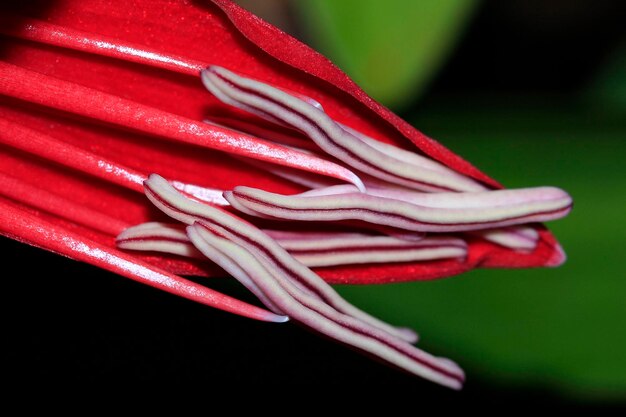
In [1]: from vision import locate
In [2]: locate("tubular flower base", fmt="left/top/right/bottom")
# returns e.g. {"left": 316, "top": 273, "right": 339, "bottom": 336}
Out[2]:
{"left": 0, "top": 0, "right": 572, "bottom": 388}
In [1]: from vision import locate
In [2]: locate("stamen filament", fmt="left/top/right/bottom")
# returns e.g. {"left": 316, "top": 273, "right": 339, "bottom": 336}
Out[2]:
{"left": 117, "top": 222, "right": 467, "bottom": 268}
{"left": 472, "top": 226, "right": 539, "bottom": 250}
{"left": 225, "top": 185, "right": 572, "bottom": 233}
{"left": 188, "top": 222, "right": 464, "bottom": 389}
{"left": 202, "top": 65, "right": 484, "bottom": 192}
{"left": 142, "top": 174, "right": 419, "bottom": 343}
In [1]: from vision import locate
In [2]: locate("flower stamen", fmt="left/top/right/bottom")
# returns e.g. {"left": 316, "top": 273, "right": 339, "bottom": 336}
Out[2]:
{"left": 117, "top": 222, "right": 468, "bottom": 267}
{"left": 224, "top": 185, "right": 573, "bottom": 233}
{"left": 131, "top": 174, "right": 464, "bottom": 388}
{"left": 141, "top": 173, "right": 419, "bottom": 343}
{"left": 202, "top": 65, "right": 485, "bottom": 192}
{"left": 188, "top": 221, "right": 464, "bottom": 389}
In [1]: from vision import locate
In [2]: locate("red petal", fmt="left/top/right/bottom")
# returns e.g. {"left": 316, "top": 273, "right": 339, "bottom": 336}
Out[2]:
{"left": 0, "top": 197, "right": 287, "bottom": 322}
{"left": 0, "top": 0, "right": 565, "bottom": 285}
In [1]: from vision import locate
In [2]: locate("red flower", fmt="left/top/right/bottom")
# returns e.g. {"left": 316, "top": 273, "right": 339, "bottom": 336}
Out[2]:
{"left": 0, "top": 0, "right": 571, "bottom": 388}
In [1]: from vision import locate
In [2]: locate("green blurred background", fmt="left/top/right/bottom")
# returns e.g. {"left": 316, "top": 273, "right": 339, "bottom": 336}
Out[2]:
{"left": 238, "top": 0, "right": 626, "bottom": 402}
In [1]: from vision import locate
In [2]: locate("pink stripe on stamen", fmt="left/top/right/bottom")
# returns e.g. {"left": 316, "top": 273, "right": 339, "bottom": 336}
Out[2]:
{"left": 116, "top": 222, "right": 203, "bottom": 258}
{"left": 264, "top": 230, "right": 467, "bottom": 267}
{"left": 117, "top": 221, "right": 464, "bottom": 268}
{"left": 296, "top": 184, "right": 359, "bottom": 197}
{"left": 202, "top": 66, "right": 483, "bottom": 192}
{"left": 117, "top": 222, "right": 284, "bottom": 315}
{"left": 170, "top": 181, "right": 229, "bottom": 206}
{"left": 364, "top": 185, "right": 568, "bottom": 209}
{"left": 225, "top": 185, "right": 572, "bottom": 233}
{"left": 188, "top": 223, "right": 464, "bottom": 389}
{"left": 186, "top": 226, "right": 285, "bottom": 315}
{"left": 358, "top": 186, "right": 548, "bottom": 248}
{"left": 142, "top": 174, "right": 419, "bottom": 343}
{"left": 473, "top": 226, "right": 540, "bottom": 250}
{"left": 338, "top": 122, "right": 484, "bottom": 184}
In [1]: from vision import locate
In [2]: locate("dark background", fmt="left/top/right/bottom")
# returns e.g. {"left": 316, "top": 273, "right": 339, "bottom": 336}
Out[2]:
{"left": 425, "top": 0, "right": 624, "bottom": 98}
{"left": 4, "top": 0, "right": 625, "bottom": 405}
{"left": 6, "top": 239, "right": 614, "bottom": 407}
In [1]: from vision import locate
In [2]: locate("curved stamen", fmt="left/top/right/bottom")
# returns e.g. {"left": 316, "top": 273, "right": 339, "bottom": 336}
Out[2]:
{"left": 224, "top": 185, "right": 572, "bottom": 233}
{"left": 338, "top": 122, "right": 484, "bottom": 182}
{"left": 188, "top": 223, "right": 464, "bottom": 389}
{"left": 185, "top": 226, "right": 285, "bottom": 316}
{"left": 118, "top": 221, "right": 467, "bottom": 268}
{"left": 202, "top": 65, "right": 484, "bottom": 192}
{"left": 472, "top": 226, "right": 539, "bottom": 250}
{"left": 116, "top": 222, "right": 203, "bottom": 257}
{"left": 364, "top": 185, "right": 569, "bottom": 209}
{"left": 264, "top": 230, "right": 467, "bottom": 267}
{"left": 292, "top": 184, "right": 543, "bottom": 249}
{"left": 141, "top": 174, "right": 419, "bottom": 343}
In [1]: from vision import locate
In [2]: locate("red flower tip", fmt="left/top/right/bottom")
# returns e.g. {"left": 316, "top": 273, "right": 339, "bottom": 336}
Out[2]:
{"left": 0, "top": 0, "right": 572, "bottom": 388}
